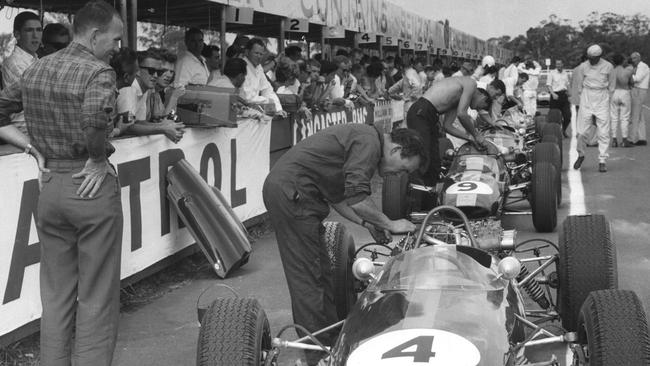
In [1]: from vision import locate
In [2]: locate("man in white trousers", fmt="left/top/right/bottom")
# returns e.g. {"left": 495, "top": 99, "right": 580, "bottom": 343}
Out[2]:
{"left": 630, "top": 52, "right": 649, "bottom": 145}
{"left": 572, "top": 44, "right": 616, "bottom": 173}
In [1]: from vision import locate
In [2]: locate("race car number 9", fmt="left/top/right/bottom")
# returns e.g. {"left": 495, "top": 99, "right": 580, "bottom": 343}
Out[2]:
{"left": 346, "top": 329, "right": 480, "bottom": 366}
{"left": 446, "top": 181, "right": 493, "bottom": 195}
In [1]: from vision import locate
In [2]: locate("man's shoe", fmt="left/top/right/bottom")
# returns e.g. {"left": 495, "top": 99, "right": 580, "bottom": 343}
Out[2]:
{"left": 636, "top": 140, "right": 647, "bottom": 146}
{"left": 611, "top": 139, "right": 618, "bottom": 147}
{"left": 599, "top": 163, "right": 607, "bottom": 173}
{"left": 622, "top": 138, "right": 634, "bottom": 147}
{"left": 573, "top": 156, "right": 585, "bottom": 170}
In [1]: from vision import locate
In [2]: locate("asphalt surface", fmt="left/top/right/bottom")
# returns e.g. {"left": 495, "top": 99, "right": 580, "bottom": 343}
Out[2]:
{"left": 113, "top": 109, "right": 650, "bottom": 366}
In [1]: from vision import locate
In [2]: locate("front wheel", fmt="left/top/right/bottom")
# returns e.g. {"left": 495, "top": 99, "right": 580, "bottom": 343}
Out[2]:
{"left": 322, "top": 221, "right": 357, "bottom": 320}
{"left": 197, "top": 298, "right": 271, "bottom": 366}
{"left": 576, "top": 290, "right": 650, "bottom": 365}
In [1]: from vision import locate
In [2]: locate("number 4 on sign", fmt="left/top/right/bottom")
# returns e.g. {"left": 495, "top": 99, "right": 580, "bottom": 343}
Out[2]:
{"left": 356, "top": 33, "right": 376, "bottom": 44}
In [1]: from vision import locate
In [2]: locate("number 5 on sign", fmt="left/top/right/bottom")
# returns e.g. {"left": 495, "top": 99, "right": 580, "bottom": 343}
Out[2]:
{"left": 285, "top": 18, "right": 309, "bottom": 33}
{"left": 356, "top": 33, "right": 376, "bottom": 44}
{"left": 226, "top": 6, "right": 254, "bottom": 25}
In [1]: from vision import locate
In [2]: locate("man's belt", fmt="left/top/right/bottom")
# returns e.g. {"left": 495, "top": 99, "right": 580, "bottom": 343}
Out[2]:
{"left": 45, "top": 159, "right": 87, "bottom": 172}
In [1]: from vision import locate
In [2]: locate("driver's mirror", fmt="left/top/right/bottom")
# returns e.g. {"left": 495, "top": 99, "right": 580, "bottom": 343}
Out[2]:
{"left": 497, "top": 256, "right": 521, "bottom": 280}
{"left": 352, "top": 258, "right": 376, "bottom": 281}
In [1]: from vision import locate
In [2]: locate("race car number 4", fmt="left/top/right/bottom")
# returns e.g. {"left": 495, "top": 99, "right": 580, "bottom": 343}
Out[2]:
{"left": 346, "top": 329, "right": 480, "bottom": 366}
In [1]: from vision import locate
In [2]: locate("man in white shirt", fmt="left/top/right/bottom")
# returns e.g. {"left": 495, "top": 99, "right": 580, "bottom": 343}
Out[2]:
{"left": 518, "top": 58, "right": 542, "bottom": 116}
{"left": 630, "top": 52, "right": 649, "bottom": 145}
{"left": 239, "top": 38, "right": 286, "bottom": 117}
{"left": 547, "top": 60, "right": 572, "bottom": 136}
{"left": 572, "top": 45, "right": 615, "bottom": 173}
{"left": 173, "top": 28, "right": 209, "bottom": 87}
{"left": 1, "top": 11, "right": 41, "bottom": 133}
{"left": 388, "top": 59, "right": 423, "bottom": 121}
{"left": 118, "top": 50, "right": 185, "bottom": 142}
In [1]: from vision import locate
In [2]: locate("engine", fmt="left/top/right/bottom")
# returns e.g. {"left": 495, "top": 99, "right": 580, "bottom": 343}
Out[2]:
{"left": 469, "top": 219, "right": 516, "bottom": 251}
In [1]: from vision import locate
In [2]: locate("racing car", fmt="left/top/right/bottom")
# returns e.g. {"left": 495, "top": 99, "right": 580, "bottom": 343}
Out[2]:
{"left": 383, "top": 110, "right": 564, "bottom": 233}
{"left": 194, "top": 211, "right": 650, "bottom": 365}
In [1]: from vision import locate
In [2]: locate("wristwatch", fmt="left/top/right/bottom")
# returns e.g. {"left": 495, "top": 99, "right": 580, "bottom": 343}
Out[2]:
{"left": 24, "top": 144, "right": 33, "bottom": 154}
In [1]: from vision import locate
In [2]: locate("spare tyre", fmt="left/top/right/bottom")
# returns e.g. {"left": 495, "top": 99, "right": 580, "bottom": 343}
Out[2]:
{"left": 322, "top": 221, "right": 357, "bottom": 320}
{"left": 557, "top": 215, "right": 617, "bottom": 331}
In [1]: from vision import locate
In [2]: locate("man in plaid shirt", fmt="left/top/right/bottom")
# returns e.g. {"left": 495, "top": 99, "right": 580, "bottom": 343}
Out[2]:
{"left": 0, "top": 1, "right": 124, "bottom": 365}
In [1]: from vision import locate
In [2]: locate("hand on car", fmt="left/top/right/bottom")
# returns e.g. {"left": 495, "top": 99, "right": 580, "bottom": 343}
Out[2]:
{"left": 367, "top": 225, "right": 392, "bottom": 244}
{"left": 389, "top": 219, "right": 417, "bottom": 234}
{"left": 474, "top": 134, "right": 488, "bottom": 150}
{"left": 72, "top": 158, "right": 115, "bottom": 198}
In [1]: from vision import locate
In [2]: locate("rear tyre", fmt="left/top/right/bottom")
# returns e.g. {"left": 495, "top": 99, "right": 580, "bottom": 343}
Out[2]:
{"left": 533, "top": 142, "right": 562, "bottom": 204}
{"left": 382, "top": 172, "right": 409, "bottom": 220}
{"left": 322, "top": 221, "right": 357, "bottom": 320}
{"left": 530, "top": 162, "right": 557, "bottom": 232}
{"left": 577, "top": 290, "right": 650, "bottom": 365}
{"left": 546, "top": 108, "right": 563, "bottom": 124}
{"left": 557, "top": 215, "right": 617, "bottom": 331}
{"left": 197, "top": 298, "right": 271, "bottom": 366}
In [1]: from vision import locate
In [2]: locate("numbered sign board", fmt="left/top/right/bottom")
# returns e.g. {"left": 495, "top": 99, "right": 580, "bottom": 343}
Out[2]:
{"left": 323, "top": 25, "right": 345, "bottom": 38}
{"left": 400, "top": 40, "right": 414, "bottom": 50}
{"left": 285, "top": 18, "right": 309, "bottom": 33}
{"left": 347, "top": 329, "right": 481, "bottom": 366}
{"left": 225, "top": 6, "right": 254, "bottom": 25}
{"left": 414, "top": 43, "right": 425, "bottom": 52}
{"left": 356, "top": 33, "right": 376, "bottom": 44}
{"left": 383, "top": 36, "right": 396, "bottom": 47}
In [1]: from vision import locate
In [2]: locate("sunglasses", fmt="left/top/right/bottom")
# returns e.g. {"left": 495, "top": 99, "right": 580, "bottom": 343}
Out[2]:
{"left": 141, "top": 66, "right": 164, "bottom": 77}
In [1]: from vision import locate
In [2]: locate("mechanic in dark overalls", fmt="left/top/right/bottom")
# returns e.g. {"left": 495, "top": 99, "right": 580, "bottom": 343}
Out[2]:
{"left": 263, "top": 124, "right": 424, "bottom": 365}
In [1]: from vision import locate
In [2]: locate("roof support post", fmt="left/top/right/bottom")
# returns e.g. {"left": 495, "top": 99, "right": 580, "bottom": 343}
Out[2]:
{"left": 378, "top": 36, "right": 383, "bottom": 59}
{"left": 320, "top": 25, "right": 326, "bottom": 60}
{"left": 220, "top": 5, "right": 227, "bottom": 71}
{"left": 120, "top": 0, "right": 129, "bottom": 47}
{"left": 129, "top": 0, "right": 137, "bottom": 50}
{"left": 279, "top": 18, "right": 286, "bottom": 54}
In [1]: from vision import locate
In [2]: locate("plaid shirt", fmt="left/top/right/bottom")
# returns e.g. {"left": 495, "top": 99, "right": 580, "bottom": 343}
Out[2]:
{"left": 0, "top": 42, "right": 116, "bottom": 160}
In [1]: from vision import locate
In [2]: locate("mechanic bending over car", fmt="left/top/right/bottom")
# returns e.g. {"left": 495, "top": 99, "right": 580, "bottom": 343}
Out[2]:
{"left": 262, "top": 125, "right": 425, "bottom": 365}
{"left": 406, "top": 76, "right": 493, "bottom": 190}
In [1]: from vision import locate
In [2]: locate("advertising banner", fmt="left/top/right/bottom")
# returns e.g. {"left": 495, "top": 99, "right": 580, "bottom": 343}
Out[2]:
{"left": 0, "top": 121, "right": 271, "bottom": 338}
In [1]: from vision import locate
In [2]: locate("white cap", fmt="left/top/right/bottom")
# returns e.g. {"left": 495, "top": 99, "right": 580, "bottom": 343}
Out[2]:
{"left": 587, "top": 45, "right": 602, "bottom": 57}
{"left": 482, "top": 55, "right": 495, "bottom": 67}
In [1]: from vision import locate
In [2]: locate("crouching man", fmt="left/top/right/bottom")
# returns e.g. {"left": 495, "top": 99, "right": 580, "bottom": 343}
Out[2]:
{"left": 263, "top": 125, "right": 424, "bottom": 365}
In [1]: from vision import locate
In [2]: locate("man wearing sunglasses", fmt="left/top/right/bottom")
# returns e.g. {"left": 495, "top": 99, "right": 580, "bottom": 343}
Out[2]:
{"left": 116, "top": 50, "right": 185, "bottom": 142}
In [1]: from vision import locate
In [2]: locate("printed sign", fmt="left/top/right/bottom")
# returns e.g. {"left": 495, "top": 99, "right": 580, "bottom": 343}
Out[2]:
{"left": 356, "top": 32, "right": 376, "bottom": 44}
{"left": 0, "top": 121, "right": 271, "bottom": 339}
{"left": 225, "top": 6, "right": 254, "bottom": 24}
{"left": 285, "top": 18, "right": 309, "bottom": 32}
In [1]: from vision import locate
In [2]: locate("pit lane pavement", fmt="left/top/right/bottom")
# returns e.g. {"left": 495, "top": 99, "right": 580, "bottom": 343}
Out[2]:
{"left": 112, "top": 109, "right": 650, "bottom": 366}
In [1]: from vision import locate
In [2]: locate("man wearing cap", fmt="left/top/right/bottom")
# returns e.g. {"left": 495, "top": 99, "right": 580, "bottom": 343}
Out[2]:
{"left": 630, "top": 52, "right": 649, "bottom": 145}
{"left": 572, "top": 44, "right": 616, "bottom": 172}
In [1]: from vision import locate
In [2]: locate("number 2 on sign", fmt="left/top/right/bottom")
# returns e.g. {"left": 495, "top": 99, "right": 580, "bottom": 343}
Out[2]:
{"left": 382, "top": 336, "right": 436, "bottom": 362}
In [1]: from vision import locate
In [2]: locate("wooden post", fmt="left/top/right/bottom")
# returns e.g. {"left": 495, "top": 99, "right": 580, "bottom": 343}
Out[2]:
{"left": 378, "top": 36, "right": 383, "bottom": 59}
{"left": 321, "top": 25, "right": 326, "bottom": 60}
{"left": 129, "top": 0, "right": 137, "bottom": 50}
{"left": 120, "top": 0, "right": 129, "bottom": 48}
{"left": 220, "top": 5, "right": 227, "bottom": 70}
{"left": 279, "top": 18, "right": 286, "bottom": 54}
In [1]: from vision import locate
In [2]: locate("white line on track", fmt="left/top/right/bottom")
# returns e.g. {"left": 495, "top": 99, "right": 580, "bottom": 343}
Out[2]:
{"left": 567, "top": 106, "right": 586, "bottom": 215}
